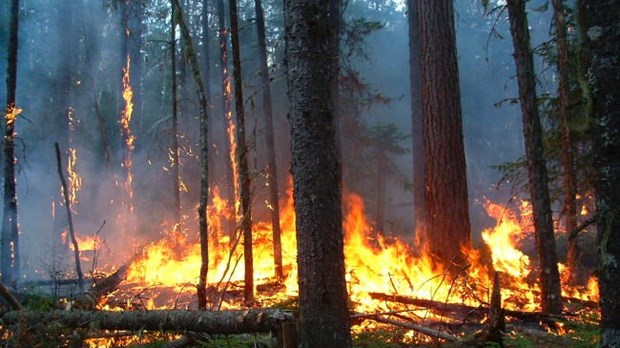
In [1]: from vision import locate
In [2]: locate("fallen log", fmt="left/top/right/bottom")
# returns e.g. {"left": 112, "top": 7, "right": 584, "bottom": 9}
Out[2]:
{"left": 71, "top": 265, "right": 129, "bottom": 310}
{"left": 0, "top": 282, "right": 22, "bottom": 310}
{"left": 1, "top": 309, "right": 295, "bottom": 335}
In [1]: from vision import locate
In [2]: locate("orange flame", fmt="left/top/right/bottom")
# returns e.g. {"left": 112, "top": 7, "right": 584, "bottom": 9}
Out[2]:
{"left": 120, "top": 55, "right": 135, "bottom": 214}
{"left": 122, "top": 183, "right": 597, "bottom": 316}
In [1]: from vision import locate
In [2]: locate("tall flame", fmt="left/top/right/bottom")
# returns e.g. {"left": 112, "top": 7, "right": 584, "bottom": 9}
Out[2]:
{"left": 120, "top": 55, "right": 136, "bottom": 215}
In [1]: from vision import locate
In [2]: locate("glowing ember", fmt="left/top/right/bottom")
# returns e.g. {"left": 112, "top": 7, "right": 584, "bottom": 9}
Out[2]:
{"left": 4, "top": 105, "right": 22, "bottom": 126}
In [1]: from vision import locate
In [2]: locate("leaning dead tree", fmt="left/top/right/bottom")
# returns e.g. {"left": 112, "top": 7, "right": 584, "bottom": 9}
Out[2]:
{"left": 54, "top": 143, "right": 84, "bottom": 283}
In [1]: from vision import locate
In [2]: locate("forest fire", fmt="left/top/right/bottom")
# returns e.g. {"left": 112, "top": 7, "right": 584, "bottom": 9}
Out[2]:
{"left": 119, "top": 183, "right": 598, "bottom": 316}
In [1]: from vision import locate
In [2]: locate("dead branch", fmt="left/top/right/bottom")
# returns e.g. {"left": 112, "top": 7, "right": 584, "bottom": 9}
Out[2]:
{"left": 0, "top": 282, "right": 22, "bottom": 310}
{"left": 369, "top": 292, "right": 559, "bottom": 322}
{"left": 2, "top": 309, "right": 295, "bottom": 335}
{"left": 369, "top": 315, "right": 460, "bottom": 342}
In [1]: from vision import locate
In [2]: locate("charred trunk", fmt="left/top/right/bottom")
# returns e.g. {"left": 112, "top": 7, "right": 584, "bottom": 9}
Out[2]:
{"left": 1, "top": 0, "right": 21, "bottom": 284}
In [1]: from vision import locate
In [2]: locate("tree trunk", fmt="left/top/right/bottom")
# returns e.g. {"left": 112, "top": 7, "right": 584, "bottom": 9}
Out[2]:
{"left": 416, "top": 0, "right": 471, "bottom": 264}
{"left": 284, "top": 0, "right": 352, "bottom": 345}
{"left": 329, "top": 0, "right": 343, "bottom": 174}
{"left": 229, "top": 0, "right": 254, "bottom": 305}
{"left": 407, "top": 0, "right": 425, "bottom": 239}
{"left": 506, "top": 0, "right": 563, "bottom": 315}
{"left": 1, "top": 309, "right": 295, "bottom": 334}
{"left": 254, "top": 0, "right": 283, "bottom": 279}
{"left": 216, "top": 0, "right": 237, "bottom": 241}
{"left": 202, "top": 0, "right": 215, "bottom": 198}
{"left": 171, "top": 0, "right": 182, "bottom": 226}
{"left": 126, "top": 0, "right": 143, "bottom": 136}
{"left": 580, "top": 0, "right": 620, "bottom": 345}
{"left": 1, "top": 0, "right": 20, "bottom": 284}
{"left": 551, "top": 0, "right": 581, "bottom": 285}
{"left": 172, "top": 0, "right": 210, "bottom": 311}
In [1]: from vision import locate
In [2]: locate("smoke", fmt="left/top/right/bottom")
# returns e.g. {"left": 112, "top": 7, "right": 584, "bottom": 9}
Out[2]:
{"left": 3, "top": 0, "right": 553, "bottom": 280}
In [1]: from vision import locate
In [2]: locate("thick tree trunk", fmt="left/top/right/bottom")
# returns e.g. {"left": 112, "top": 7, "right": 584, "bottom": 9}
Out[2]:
{"left": 330, "top": 0, "right": 343, "bottom": 172}
{"left": 580, "top": 0, "right": 620, "bottom": 346}
{"left": 416, "top": 0, "right": 471, "bottom": 264}
{"left": 1, "top": 0, "right": 20, "bottom": 284}
{"left": 407, "top": 0, "right": 425, "bottom": 238}
{"left": 254, "top": 0, "right": 283, "bottom": 280}
{"left": 284, "top": 0, "right": 352, "bottom": 345}
{"left": 172, "top": 0, "right": 210, "bottom": 311}
{"left": 506, "top": 0, "right": 563, "bottom": 315}
{"left": 229, "top": 0, "right": 254, "bottom": 305}
{"left": 1, "top": 309, "right": 295, "bottom": 334}
{"left": 552, "top": 0, "right": 581, "bottom": 285}
{"left": 171, "top": 0, "right": 182, "bottom": 226}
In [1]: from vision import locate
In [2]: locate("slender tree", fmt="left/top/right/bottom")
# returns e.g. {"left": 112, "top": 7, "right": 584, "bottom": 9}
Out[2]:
{"left": 407, "top": 0, "right": 425, "bottom": 239}
{"left": 551, "top": 0, "right": 580, "bottom": 284}
{"left": 229, "top": 0, "right": 254, "bottom": 304}
{"left": 1, "top": 0, "right": 21, "bottom": 283}
{"left": 216, "top": 0, "right": 236, "bottom": 239}
{"left": 171, "top": 0, "right": 210, "bottom": 310}
{"left": 171, "top": 0, "right": 182, "bottom": 225}
{"left": 506, "top": 0, "right": 563, "bottom": 314}
{"left": 202, "top": 0, "right": 215, "bottom": 193}
{"left": 284, "top": 0, "right": 352, "bottom": 344}
{"left": 579, "top": 0, "right": 620, "bottom": 345}
{"left": 254, "top": 0, "right": 283, "bottom": 279}
{"left": 416, "top": 0, "right": 471, "bottom": 263}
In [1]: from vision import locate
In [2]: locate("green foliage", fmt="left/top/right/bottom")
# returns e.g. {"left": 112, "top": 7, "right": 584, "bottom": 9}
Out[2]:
{"left": 352, "top": 329, "right": 406, "bottom": 348}
{"left": 20, "top": 292, "right": 56, "bottom": 311}
{"left": 195, "top": 335, "right": 276, "bottom": 348}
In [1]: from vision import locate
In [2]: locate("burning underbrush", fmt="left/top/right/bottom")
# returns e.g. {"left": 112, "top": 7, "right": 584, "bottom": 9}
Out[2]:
{"left": 3, "top": 184, "right": 599, "bottom": 347}
{"left": 37, "top": 182, "right": 595, "bottom": 346}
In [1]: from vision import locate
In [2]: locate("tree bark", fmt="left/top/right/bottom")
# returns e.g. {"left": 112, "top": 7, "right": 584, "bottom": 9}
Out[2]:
{"left": 171, "top": 0, "right": 210, "bottom": 311}
{"left": 580, "top": 0, "right": 620, "bottom": 345}
{"left": 551, "top": 0, "right": 581, "bottom": 285}
{"left": 506, "top": 0, "right": 563, "bottom": 315}
{"left": 54, "top": 143, "right": 84, "bottom": 283}
{"left": 416, "top": 0, "right": 471, "bottom": 264}
{"left": 407, "top": 0, "right": 425, "bottom": 238}
{"left": 254, "top": 0, "right": 283, "bottom": 280}
{"left": 1, "top": 309, "right": 295, "bottom": 334}
{"left": 202, "top": 0, "right": 215, "bottom": 196}
{"left": 229, "top": 0, "right": 254, "bottom": 305}
{"left": 1, "top": 0, "right": 20, "bottom": 284}
{"left": 284, "top": 0, "right": 352, "bottom": 345}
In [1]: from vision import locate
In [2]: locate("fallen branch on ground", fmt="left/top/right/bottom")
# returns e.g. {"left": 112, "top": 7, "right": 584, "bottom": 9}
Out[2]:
{"left": 1, "top": 308, "right": 295, "bottom": 335}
